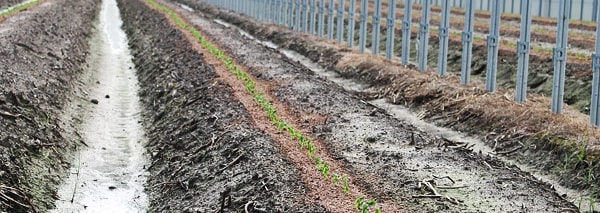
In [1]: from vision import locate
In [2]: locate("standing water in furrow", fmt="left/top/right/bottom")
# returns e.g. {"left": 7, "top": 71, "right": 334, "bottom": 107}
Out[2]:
{"left": 52, "top": 0, "right": 148, "bottom": 211}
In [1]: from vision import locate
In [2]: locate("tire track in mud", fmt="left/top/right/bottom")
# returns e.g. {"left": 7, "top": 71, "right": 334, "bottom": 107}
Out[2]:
{"left": 118, "top": 0, "right": 326, "bottom": 211}
{"left": 169, "top": 1, "right": 581, "bottom": 212}
{"left": 148, "top": 0, "right": 402, "bottom": 211}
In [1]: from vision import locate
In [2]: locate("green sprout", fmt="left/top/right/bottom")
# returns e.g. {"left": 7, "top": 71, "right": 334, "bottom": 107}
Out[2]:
{"left": 355, "top": 196, "right": 381, "bottom": 213}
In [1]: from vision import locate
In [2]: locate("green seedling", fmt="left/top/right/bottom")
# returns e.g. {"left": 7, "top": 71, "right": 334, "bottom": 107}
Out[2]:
{"left": 355, "top": 196, "right": 381, "bottom": 213}
{"left": 342, "top": 174, "right": 350, "bottom": 195}
{"left": 333, "top": 173, "right": 341, "bottom": 184}
{"left": 276, "top": 121, "right": 287, "bottom": 132}
{"left": 584, "top": 167, "right": 595, "bottom": 184}
{"left": 307, "top": 142, "right": 316, "bottom": 159}
{"left": 577, "top": 142, "right": 587, "bottom": 163}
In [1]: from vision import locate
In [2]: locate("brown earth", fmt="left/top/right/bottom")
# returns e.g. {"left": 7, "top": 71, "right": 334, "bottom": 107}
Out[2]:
{"left": 0, "top": 0, "right": 99, "bottom": 212}
{"left": 146, "top": 0, "right": 590, "bottom": 211}
{"left": 0, "top": 0, "right": 597, "bottom": 212}
{"left": 181, "top": 0, "right": 600, "bottom": 210}
{"left": 118, "top": 0, "right": 331, "bottom": 211}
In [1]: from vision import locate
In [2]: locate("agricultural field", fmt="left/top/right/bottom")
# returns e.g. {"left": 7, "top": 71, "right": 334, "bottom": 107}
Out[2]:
{"left": 0, "top": 0, "right": 599, "bottom": 212}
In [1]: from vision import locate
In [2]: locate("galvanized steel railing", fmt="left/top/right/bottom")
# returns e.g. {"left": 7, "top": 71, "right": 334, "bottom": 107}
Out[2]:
{"left": 202, "top": 0, "right": 600, "bottom": 127}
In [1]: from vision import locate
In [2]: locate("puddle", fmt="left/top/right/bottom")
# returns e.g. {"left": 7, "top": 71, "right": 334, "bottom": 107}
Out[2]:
{"left": 51, "top": 0, "right": 148, "bottom": 212}
{"left": 211, "top": 18, "right": 598, "bottom": 211}
{"left": 178, "top": 3, "right": 193, "bottom": 12}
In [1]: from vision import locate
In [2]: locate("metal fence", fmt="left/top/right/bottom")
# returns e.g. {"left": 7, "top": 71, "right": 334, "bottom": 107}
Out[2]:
{"left": 202, "top": 0, "right": 600, "bottom": 127}
{"left": 427, "top": 0, "right": 600, "bottom": 22}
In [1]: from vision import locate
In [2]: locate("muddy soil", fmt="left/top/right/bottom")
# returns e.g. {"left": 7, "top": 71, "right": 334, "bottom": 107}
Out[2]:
{"left": 51, "top": 0, "right": 149, "bottom": 211}
{"left": 182, "top": 1, "right": 600, "bottom": 210}
{"left": 118, "top": 0, "right": 325, "bottom": 211}
{"left": 0, "top": 0, "right": 99, "bottom": 212}
{"left": 165, "top": 1, "right": 579, "bottom": 211}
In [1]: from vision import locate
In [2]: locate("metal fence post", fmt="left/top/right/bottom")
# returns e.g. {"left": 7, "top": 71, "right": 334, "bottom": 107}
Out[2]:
{"left": 278, "top": 0, "right": 284, "bottom": 25}
{"left": 580, "top": 0, "right": 584, "bottom": 21}
{"left": 460, "top": 0, "right": 475, "bottom": 84}
{"left": 510, "top": 0, "right": 515, "bottom": 13}
{"left": 256, "top": 0, "right": 261, "bottom": 19}
{"left": 385, "top": 0, "right": 397, "bottom": 60}
{"left": 303, "top": 0, "right": 309, "bottom": 32}
{"left": 272, "top": 0, "right": 277, "bottom": 23}
{"left": 372, "top": 0, "right": 382, "bottom": 55}
{"left": 347, "top": 0, "right": 357, "bottom": 46}
{"left": 594, "top": 0, "right": 599, "bottom": 22}
{"left": 319, "top": 0, "right": 325, "bottom": 37}
{"left": 537, "top": 0, "right": 542, "bottom": 17}
{"left": 288, "top": 0, "right": 295, "bottom": 28}
{"left": 311, "top": 0, "right": 317, "bottom": 35}
{"left": 551, "top": 0, "right": 572, "bottom": 113}
{"left": 296, "top": 0, "right": 302, "bottom": 31}
{"left": 417, "top": 0, "right": 431, "bottom": 71}
{"left": 328, "top": 0, "right": 335, "bottom": 40}
{"left": 592, "top": 1, "right": 600, "bottom": 126}
{"left": 515, "top": 0, "right": 533, "bottom": 103}
{"left": 401, "top": 0, "right": 412, "bottom": 64}
{"left": 337, "top": 0, "right": 345, "bottom": 42}
{"left": 359, "top": 0, "right": 368, "bottom": 53}
{"left": 437, "top": 0, "right": 451, "bottom": 76}
{"left": 547, "top": 0, "right": 551, "bottom": 18}
{"left": 486, "top": 0, "right": 502, "bottom": 92}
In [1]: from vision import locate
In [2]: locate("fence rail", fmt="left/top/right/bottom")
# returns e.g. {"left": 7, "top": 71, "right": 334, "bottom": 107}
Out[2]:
{"left": 202, "top": 0, "right": 600, "bottom": 127}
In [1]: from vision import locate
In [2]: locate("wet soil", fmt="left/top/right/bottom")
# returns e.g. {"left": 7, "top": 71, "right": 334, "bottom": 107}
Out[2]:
{"left": 118, "top": 0, "right": 325, "bottom": 211}
{"left": 0, "top": 0, "right": 99, "bottom": 212}
{"left": 185, "top": 2, "right": 600, "bottom": 210}
{"left": 52, "top": 0, "right": 149, "bottom": 211}
{"left": 164, "top": 0, "right": 579, "bottom": 211}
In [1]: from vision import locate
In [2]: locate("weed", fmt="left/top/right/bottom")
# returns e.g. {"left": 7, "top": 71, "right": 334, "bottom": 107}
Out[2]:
{"left": 333, "top": 173, "right": 340, "bottom": 184}
{"left": 355, "top": 196, "right": 381, "bottom": 213}
{"left": 342, "top": 174, "right": 350, "bottom": 195}
{"left": 577, "top": 142, "right": 587, "bottom": 163}
{"left": 584, "top": 167, "right": 595, "bottom": 184}
{"left": 559, "top": 154, "right": 570, "bottom": 176}
{"left": 307, "top": 142, "right": 316, "bottom": 159}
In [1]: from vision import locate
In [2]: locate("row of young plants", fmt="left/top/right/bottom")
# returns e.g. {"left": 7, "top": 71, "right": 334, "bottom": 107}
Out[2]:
{"left": 0, "top": 0, "right": 43, "bottom": 20}
{"left": 144, "top": 0, "right": 381, "bottom": 212}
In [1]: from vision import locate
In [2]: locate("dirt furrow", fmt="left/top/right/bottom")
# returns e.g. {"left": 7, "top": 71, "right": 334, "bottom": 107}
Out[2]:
{"left": 167, "top": 1, "right": 583, "bottom": 212}
{"left": 178, "top": 1, "right": 600, "bottom": 211}
{"left": 0, "top": 0, "right": 99, "bottom": 212}
{"left": 117, "top": 0, "right": 327, "bottom": 211}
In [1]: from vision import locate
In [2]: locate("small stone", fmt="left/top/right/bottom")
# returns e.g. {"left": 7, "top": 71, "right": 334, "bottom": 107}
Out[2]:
{"left": 96, "top": 81, "right": 100, "bottom": 84}
{"left": 90, "top": 99, "right": 99, "bottom": 104}
{"left": 105, "top": 95, "right": 110, "bottom": 99}
{"left": 108, "top": 186, "right": 116, "bottom": 190}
